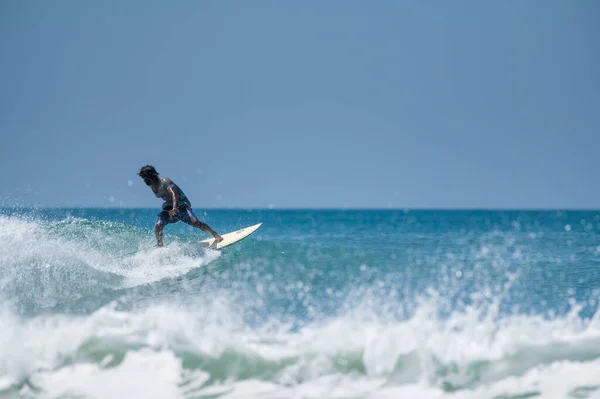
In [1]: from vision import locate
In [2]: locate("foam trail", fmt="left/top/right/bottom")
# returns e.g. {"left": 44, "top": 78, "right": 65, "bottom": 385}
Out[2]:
{"left": 0, "top": 215, "right": 220, "bottom": 312}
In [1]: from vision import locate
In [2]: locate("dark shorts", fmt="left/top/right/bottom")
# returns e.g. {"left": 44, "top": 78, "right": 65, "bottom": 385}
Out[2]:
{"left": 157, "top": 206, "right": 198, "bottom": 226}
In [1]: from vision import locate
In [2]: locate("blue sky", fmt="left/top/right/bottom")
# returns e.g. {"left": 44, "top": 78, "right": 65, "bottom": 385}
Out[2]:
{"left": 1, "top": 1, "right": 598, "bottom": 209}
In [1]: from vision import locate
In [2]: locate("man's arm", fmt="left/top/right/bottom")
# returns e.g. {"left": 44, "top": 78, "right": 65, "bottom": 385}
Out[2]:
{"left": 168, "top": 186, "right": 179, "bottom": 215}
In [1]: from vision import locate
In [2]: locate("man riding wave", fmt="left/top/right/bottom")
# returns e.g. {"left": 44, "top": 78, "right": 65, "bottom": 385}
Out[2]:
{"left": 138, "top": 165, "right": 223, "bottom": 246}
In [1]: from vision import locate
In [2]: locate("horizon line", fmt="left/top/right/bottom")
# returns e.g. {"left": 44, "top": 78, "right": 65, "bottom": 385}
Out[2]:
{"left": 2, "top": 206, "right": 600, "bottom": 212}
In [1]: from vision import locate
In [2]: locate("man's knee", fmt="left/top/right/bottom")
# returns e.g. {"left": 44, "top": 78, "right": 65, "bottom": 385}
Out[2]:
{"left": 155, "top": 221, "right": 165, "bottom": 231}
{"left": 192, "top": 218, "right": 206, "bottom": 228}
{"left": 184, "top": 213, "right": 200, "bottom": 225}
{"left": 190, "top": 216, "right": 201, "bottom": 225}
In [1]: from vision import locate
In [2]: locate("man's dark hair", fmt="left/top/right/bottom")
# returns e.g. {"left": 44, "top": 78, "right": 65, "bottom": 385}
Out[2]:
{"left": 138, "top": 165, "right": 159, "bottom": 178}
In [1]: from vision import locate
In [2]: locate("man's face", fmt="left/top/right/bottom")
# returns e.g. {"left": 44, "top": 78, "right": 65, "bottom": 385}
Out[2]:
{"left": 142, "top": 176, "right": 153, "bottom": 186}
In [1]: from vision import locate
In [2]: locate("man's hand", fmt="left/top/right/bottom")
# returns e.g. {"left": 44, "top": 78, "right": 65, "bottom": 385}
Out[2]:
{"left": 169, "top": 207, "right": 179, "bottom": 218}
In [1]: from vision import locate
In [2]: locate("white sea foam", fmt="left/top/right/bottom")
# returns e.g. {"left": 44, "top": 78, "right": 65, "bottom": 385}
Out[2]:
{"left": 0, "top": 293, "right": 598, "bottom": 399}
{"left": 0, "top": 215, "right": 220, "bottom": 309}
{"left": 116, "top": 243, "right": 220, "bottom": 288}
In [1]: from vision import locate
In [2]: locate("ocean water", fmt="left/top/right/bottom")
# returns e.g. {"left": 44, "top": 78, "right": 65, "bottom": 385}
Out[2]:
{"left": 1, "top": 208, "right": 599, "bottom": 399}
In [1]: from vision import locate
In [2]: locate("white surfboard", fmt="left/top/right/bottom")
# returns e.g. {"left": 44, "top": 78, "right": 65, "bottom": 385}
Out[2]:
{"left": 200, "top": 223, "right": 262, "bottom": 250}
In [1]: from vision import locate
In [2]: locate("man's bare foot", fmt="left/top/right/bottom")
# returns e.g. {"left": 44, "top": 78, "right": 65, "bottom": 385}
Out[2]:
{"left": 214, "top": 234, "right": 224, "bottom": 243}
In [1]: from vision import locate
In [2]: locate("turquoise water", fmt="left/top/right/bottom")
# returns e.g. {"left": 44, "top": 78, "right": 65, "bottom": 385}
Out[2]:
{"left": 1, "top": 208, "right": 599, "bottom": 398}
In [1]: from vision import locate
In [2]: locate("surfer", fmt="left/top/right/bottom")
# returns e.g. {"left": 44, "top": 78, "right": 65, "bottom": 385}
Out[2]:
{"left": 137, "top": 165, "right": 224, "bottom": 247}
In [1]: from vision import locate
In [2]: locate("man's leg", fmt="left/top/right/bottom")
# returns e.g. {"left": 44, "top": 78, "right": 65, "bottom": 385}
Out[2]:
{"left": 155, "top": 210, "right": 172, "bottom": 246}
{"left": 181, "top": 208, "right": 223, "bottom": 242}
{"left": 155, "top": 220, "right": 166, "bottom": 246}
